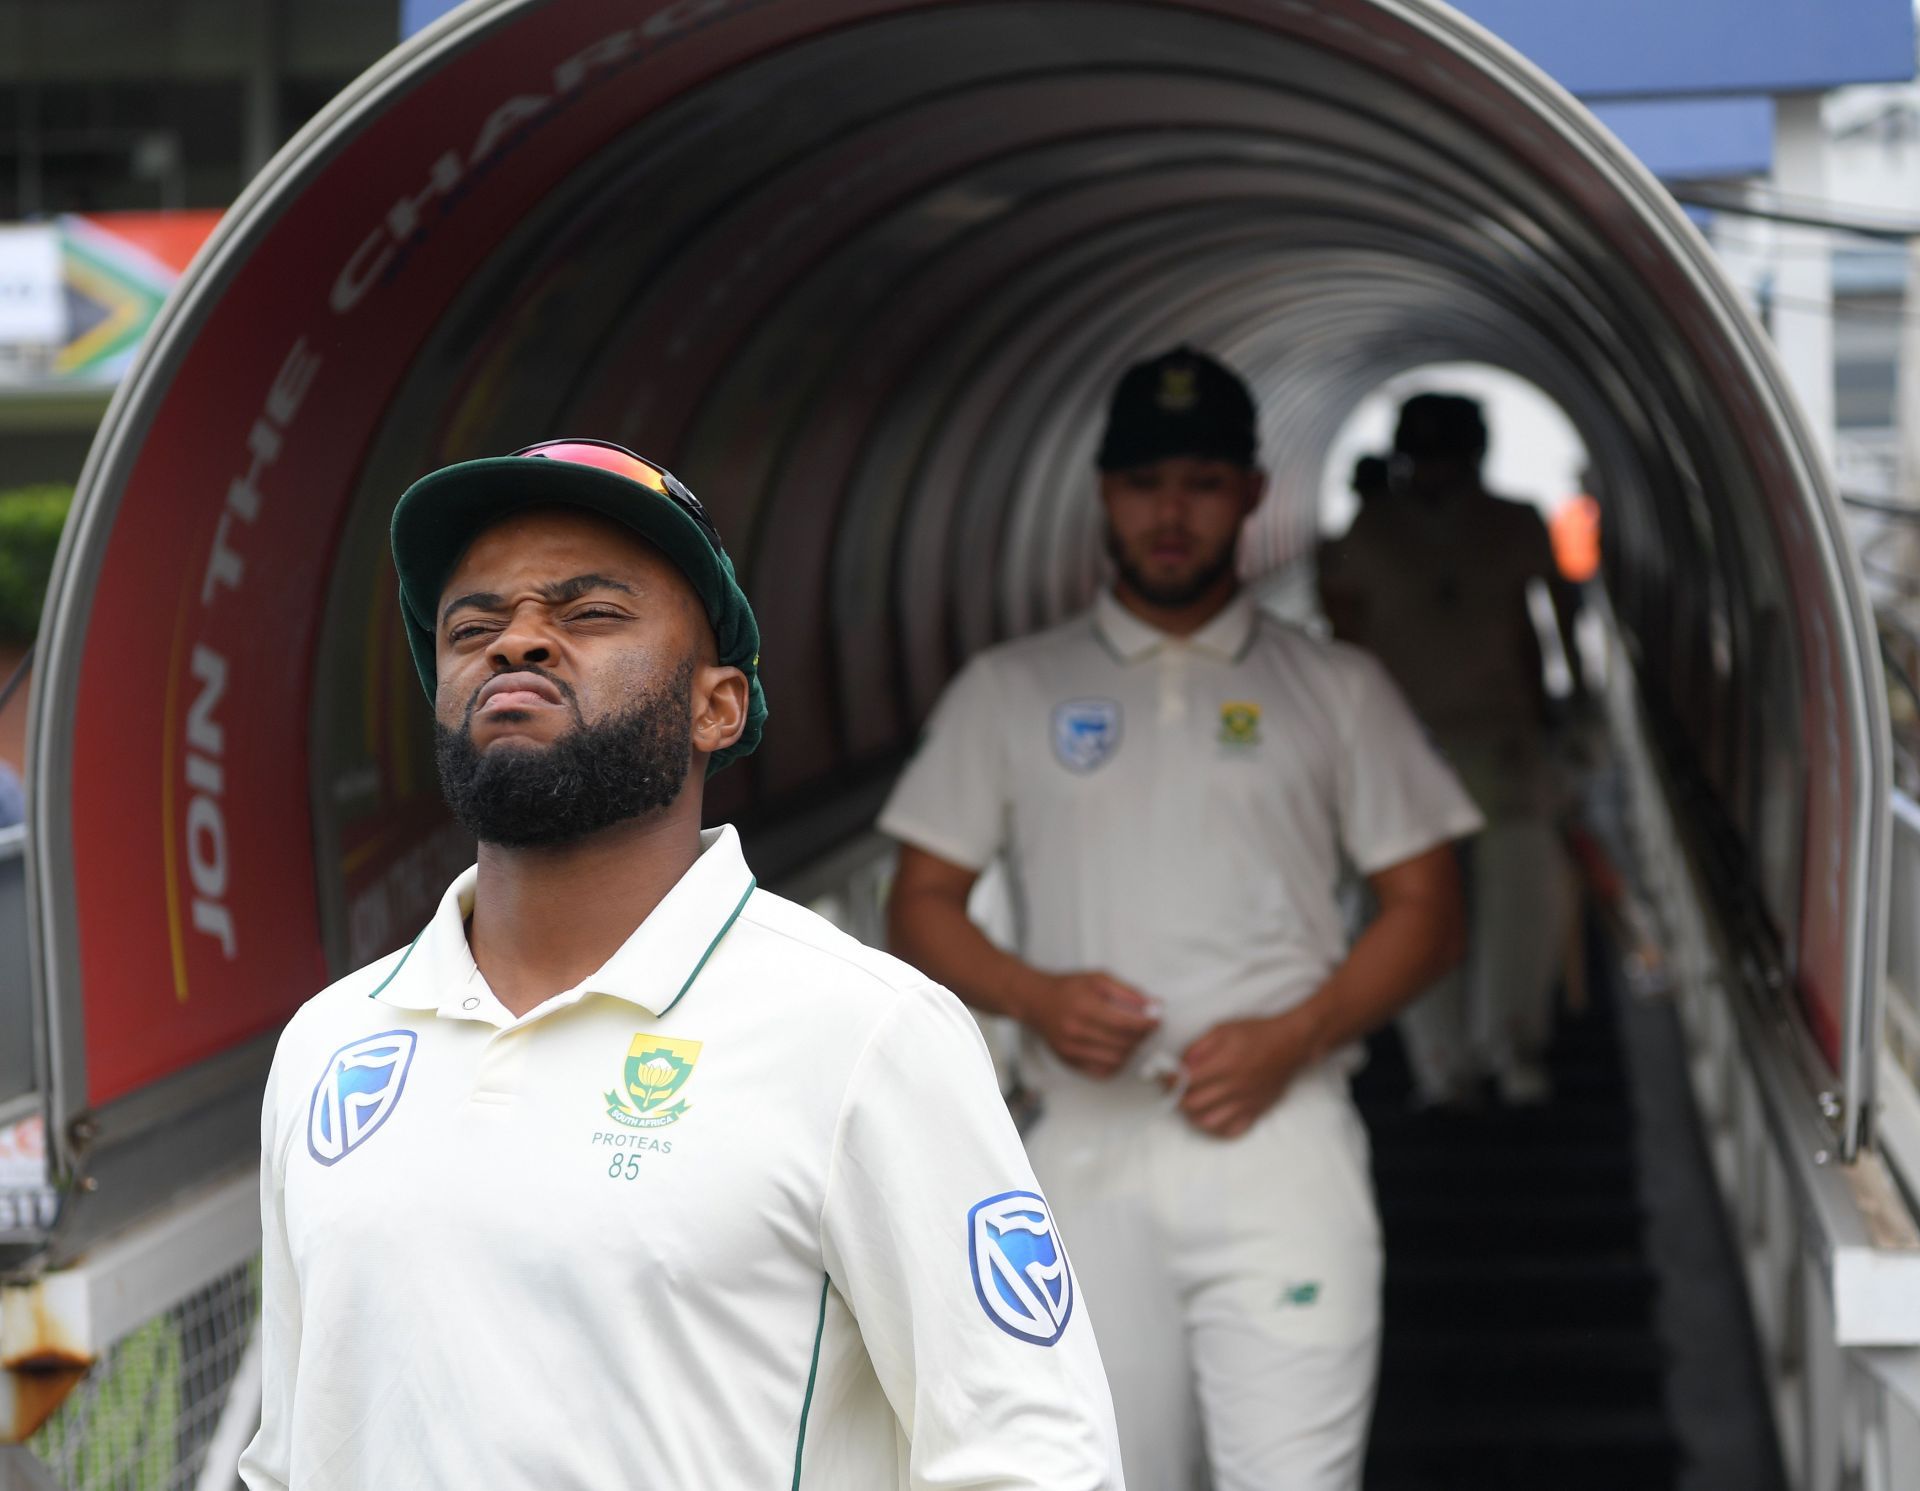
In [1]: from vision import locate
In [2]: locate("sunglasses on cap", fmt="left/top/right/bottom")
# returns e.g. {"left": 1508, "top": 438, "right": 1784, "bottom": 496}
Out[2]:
{"left": 510, "top": 438, "right": 722, "bottom": 545}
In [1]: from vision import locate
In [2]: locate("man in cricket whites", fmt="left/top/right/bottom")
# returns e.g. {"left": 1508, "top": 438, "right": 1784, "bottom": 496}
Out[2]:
{"left": 883, "top": 350, "right": 1481, "bottom": 1489}
{"left": 242, "top": 439, "right": 1123, "bottom": 1489}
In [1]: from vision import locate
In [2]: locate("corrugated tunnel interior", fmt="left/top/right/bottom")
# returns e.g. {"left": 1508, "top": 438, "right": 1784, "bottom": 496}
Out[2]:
{"left": 26, "top": 0, "right": 1884, "bottom": 1324}
{"left": 292, "top": 0, "right": 1862, "bottom": 979}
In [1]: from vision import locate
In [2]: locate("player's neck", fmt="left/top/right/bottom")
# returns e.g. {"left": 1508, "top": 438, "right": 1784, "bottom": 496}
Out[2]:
{"left": 1111, "top": 573, "right": 1242, "bottom": 639}
{"left": 467, "top": 799, "right": 707, "bottom": 1017}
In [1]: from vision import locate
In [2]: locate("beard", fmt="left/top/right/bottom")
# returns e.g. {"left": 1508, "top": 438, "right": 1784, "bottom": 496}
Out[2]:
{"left": 433, "top": 662, "right": 694, "bottom": 849}
{"left": 1104, "top": 525, "right": 1240, "bottom": 608}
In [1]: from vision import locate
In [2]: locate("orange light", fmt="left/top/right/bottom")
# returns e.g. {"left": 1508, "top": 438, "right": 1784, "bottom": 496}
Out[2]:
{"left": 1551, "top": 493, "right": 1601, "bottom": 583}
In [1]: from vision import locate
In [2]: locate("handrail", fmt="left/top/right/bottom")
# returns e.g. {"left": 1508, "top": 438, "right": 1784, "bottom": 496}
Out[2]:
{"left": 1879, "top": 791, "right": 1920, "bottom": 1201}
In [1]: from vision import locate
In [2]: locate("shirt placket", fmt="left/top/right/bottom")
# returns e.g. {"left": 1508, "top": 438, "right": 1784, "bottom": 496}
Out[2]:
{"left": 435, "top": 962, "right": 553, "bottom": 1104}
{"left": 1158, "top": 644, "right": 1188, "bottom": 727}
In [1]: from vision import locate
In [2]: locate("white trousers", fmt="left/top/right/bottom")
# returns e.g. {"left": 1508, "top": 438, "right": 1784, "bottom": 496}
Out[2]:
{"left": 1025, "top": 1066, "right": 1382, "bottom": 1491}
{"left": 1399, "top": 814, "right": 1575, "bottom": 1101}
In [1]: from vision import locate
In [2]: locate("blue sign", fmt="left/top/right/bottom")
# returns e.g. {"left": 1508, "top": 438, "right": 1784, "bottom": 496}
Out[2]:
{"left": 1452, "top": 0, "right": 1914, "bottom": 99}
{"left": 1591, "top": 97, "right": 1774, "bottom": 181}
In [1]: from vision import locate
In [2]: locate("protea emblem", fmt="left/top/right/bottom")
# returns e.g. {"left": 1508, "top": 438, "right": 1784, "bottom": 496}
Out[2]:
{"left": 1157, "top": 366, "right": 1198, "bottom": 411}
{"left": 1219, "top": 700, "right": 1262, "bottom": 747}
{"left": 606, "top": 1034, "right": 703, "bottom": 1129}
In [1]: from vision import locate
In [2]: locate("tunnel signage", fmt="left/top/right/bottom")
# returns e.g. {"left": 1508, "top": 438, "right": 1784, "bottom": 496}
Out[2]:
{"left": 61, "top": 0, "right": 814, "bottom": 1107}
{"left": 164, "top": 339, "right": 324, "bottom": 985}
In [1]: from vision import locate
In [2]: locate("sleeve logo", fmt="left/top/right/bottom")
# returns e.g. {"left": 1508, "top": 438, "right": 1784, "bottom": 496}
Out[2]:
{"left": 307, "top": 1030, "right": 417, "bottom": 1165}
{"left": 968, "top": 1190, "right": 1074, "bottom": 1345}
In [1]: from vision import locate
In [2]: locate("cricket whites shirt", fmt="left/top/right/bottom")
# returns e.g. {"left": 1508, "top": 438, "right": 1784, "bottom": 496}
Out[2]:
{"left": 241, "top": 826, "right": 1123, "bottom": 1490}
{"left": 879, "top": 588, "right": 1484, "bottom": 1091}
{"left": 880, "top": 588, "right": 1484, "bottom": 1487}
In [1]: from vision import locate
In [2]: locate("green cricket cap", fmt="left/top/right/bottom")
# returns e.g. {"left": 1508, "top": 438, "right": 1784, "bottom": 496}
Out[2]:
{"left": 390, "top": 438, "right": 766, "bottom": 774}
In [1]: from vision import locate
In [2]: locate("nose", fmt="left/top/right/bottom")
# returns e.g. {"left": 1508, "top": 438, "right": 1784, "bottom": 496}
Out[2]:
{"left": 489, "top": 603, "right": 555, "bottom": 670}
{"left": 1152, "top": 485, "right": 1194, "bottom": 524}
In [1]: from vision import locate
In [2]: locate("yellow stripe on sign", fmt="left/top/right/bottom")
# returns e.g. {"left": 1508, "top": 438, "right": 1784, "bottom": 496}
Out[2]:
{"left": 160, "top": 591, "right": 192, "bottom": 1002}
{"left": 340, "top": 827, "right": 394, "bottom": 878}
{"left": 360, "top": 583, "right": 385, "bottom": 759}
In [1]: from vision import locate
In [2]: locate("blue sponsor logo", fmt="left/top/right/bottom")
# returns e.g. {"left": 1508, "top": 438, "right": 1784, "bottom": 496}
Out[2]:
{"left": 307, "top": 1030, "right": 417, "bottom": 1166}
{"left": 1051, "top": 698, "right": 1121, "bottom": 774}
{"left": 969, "top": 1190, "right": 1074, "bottom": 1345}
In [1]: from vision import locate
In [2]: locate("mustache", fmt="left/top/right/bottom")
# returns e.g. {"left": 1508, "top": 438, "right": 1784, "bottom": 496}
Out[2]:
{"left": 462, "top": 665, "right": 581, "bottom": 728}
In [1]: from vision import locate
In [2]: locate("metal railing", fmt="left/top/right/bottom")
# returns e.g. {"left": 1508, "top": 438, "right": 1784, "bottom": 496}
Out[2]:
{"left": 1876, "top": 792, "right": 1920, "bottom": 1204}
{"left": 25, "top": 1262, "right": 259, "bottom": 1491}
{"left": 1612, "top": 670, "right": 1920, "bottom": 1490}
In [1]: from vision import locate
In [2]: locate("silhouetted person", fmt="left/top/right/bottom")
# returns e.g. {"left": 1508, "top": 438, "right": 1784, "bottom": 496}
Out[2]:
{"left": 1350, "top": 453, "right": 1391, "bottom": 506}
{"left": 1319, "top": 393, "right": 1579, "bottom": 1106}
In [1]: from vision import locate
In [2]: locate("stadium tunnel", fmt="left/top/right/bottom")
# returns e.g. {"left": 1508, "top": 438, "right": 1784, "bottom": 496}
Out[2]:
{"left": 7, "top": 0, "right": 1908, "bottom": 1468}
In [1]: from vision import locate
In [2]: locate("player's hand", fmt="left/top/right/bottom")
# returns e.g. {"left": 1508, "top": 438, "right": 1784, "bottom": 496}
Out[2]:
{"left": 1173, "top": 1008, "right": 1321, "bottom": 1137}
{"left": 1026, "top": 972, "right": 1160, "bottom": 1080}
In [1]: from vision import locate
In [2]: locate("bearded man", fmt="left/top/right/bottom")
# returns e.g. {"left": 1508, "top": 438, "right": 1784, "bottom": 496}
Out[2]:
{"left": 882, "top": 350, "right": 1480, "bottom": 1490}
{"left": 242, "top": 440, "right": 1122, "bottom": 1490}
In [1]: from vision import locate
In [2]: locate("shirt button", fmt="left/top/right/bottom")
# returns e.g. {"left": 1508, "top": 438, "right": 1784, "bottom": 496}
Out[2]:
{"left": 462, "top": 997, "right": 480, "bottom": 1011}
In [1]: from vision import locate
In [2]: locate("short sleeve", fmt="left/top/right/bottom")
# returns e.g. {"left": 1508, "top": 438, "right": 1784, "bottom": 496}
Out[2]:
{"left": 820, "top": 985, "right": 1123, "bottom": 1489}
{"left": 1333, "top": 647, "right": 1484, "bottom": 873}
{"left": 878, "top": 655, "right": 1010, "bottom": 872}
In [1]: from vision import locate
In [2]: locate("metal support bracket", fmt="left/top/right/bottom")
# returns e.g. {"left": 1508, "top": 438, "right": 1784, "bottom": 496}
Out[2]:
{"left": 0, "top": 1166, "right": 258, "bottom": 1441}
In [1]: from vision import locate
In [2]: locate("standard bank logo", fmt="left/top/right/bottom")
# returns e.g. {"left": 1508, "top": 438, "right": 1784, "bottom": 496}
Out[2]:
{"left": 969, "top": 1190, "right": 1074, "bottom": 1346}
{"left": 307, "top": 1030, "right": 417, "bottom": 1166}
{"left": 1051, "top": 698, "right": 1121, "bottom": 774}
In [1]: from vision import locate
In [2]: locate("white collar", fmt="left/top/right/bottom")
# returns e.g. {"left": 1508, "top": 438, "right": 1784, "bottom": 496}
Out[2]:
{"left": 373, "top": 825, "right": 755, "bottom": 1018}
{"left": 1092, "top": 587, "right": 1258, "bottom": 663}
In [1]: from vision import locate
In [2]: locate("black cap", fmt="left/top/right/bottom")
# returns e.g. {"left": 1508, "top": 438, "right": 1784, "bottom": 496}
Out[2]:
{"left": 1394, "top": 393, "right": 1487, "bottom": 461}
{"left": 1096, "top": 346, "right": 1258, "bottom": 471}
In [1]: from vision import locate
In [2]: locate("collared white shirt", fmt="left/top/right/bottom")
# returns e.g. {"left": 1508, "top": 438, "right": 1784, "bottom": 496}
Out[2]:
{"left": 242, "top": 826, "right": 1122, "bottom": 1491}
{"left": 880, "top": 590, "right": 1483, "bottom": 1090}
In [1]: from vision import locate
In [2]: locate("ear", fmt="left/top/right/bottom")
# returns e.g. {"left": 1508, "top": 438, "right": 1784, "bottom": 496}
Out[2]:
{"left": 1243, "top": 468, "right": 1269, "bottom": 517}
{"left": 690, "top": 663, "right": 749, "bottom": 760}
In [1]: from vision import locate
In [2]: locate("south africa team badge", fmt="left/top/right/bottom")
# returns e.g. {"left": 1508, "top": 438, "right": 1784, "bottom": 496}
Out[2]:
{"left": 969, "top": 1190, "right": 1074, "bottom": 1346}
{"left": 606, "top": 1034, "right": 703, "bottom": 1128}
{"left": 1219, "top": 699, "right": 1262, "bottom": 747}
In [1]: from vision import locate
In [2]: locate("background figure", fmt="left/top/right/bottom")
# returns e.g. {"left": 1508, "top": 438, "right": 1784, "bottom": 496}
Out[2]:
{"left": 0, "top": 760, "right": 22, "bottom": 830}
{"left": 1350, "top": 453, "right": 1392, "bottom": 507}
{"left": 885, "top": 348, "right": 1477, "bottom": 1490}
{"left": 1318, "top": 454, "right": 1391, "bottom": 641}
{"left": 1319, "top": 392, "right": 1580, "bottom": 1106}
